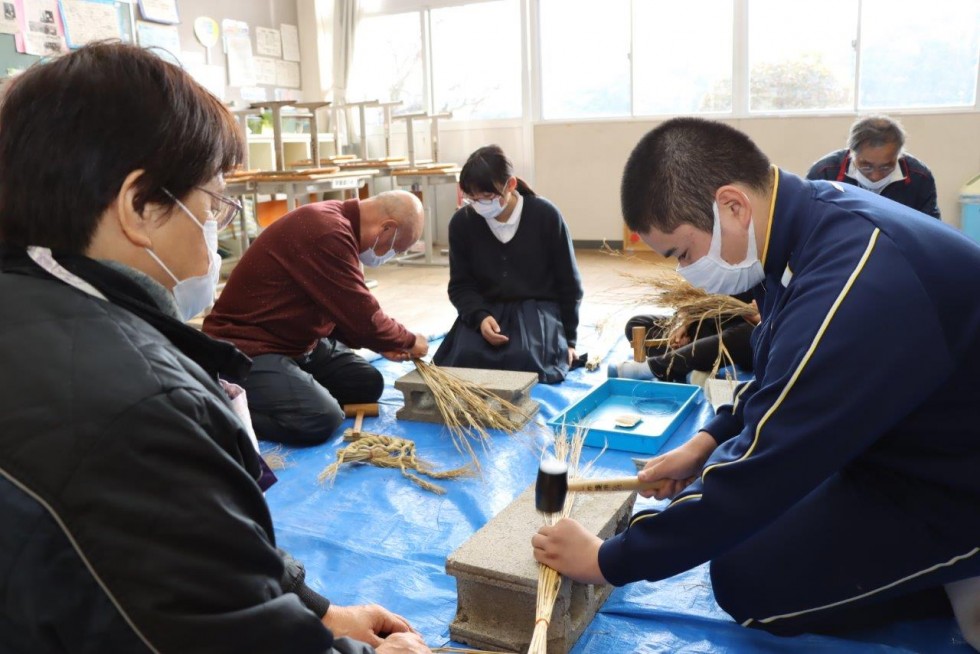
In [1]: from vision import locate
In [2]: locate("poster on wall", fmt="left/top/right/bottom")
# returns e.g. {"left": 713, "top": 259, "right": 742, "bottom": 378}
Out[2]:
{"left": 254, "top": 26, "right": 280, "bottom": 58}
{"left": 280, "top": 23, "right": 299, "bottom": 61}
{"left": 59, "top": 0, "right": 122, "bottom": 48}
{"left": 0, "top": 1, "right": 19, "bottom": 34}
{"left": 252, "top": 56, "right": 276, "bottom": 86}
{"left": 137, "top": 0, "right": 177, "bottom": 25}
{"left": 136, "top": 19, "right": 180, "bottom": 64}
{"left": 14, "top": 0, "right": 68, "bottom": 56}
{"left": 275, "top": 59, "right": 300, "bottom": 89}
{"left": 222, "top": 18, "right": 255, "bottom": 88}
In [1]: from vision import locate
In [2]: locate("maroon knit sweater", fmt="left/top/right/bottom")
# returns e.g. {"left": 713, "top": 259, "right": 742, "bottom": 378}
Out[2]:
{"left": 203, "top": 199, "right": 415, "bottom": 358}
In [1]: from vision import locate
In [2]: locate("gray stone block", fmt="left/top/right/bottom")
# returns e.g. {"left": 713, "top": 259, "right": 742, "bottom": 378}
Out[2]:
{"left": 395, "top": 366, "right": 539, "bottom": 427}
{"left": 446, "top": 484, "right": 636, "bottom": 653}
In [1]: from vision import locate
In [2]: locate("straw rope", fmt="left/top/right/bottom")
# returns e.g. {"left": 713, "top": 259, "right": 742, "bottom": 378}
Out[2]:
{"left": 318, "top": 429, "right": 474, "bottom": 494}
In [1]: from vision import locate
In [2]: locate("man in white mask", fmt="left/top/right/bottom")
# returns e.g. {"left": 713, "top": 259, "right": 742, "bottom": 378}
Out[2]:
{"left": 807, "top": 115, "right": 941, "bottom": 219}
{"left": 204, "top": 190, "right": 430, "bottom": 446}
{"left": 532, "top": 118, "right": 980, "bottom": 652}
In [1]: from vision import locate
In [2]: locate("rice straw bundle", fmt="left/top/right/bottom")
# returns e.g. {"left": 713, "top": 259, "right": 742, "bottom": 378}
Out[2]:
{"left": 620, "top": 268, "right": 758, "bottom": 379}
{"left": 528, "top": 428, "right": 588, "bottom": 654}
{"left": 318, "top": 429, "right": 474, "bottom": 494}
{"left": 412, "top": 358, "right": 530, "bottom": 467}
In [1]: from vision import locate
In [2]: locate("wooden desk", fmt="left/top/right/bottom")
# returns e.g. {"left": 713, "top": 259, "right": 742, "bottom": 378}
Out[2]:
{"left": 225, "top": 169, "right": 379, "bottom": 253}
{"left": 390, "top": 167, "right": 461, "bottom": 266}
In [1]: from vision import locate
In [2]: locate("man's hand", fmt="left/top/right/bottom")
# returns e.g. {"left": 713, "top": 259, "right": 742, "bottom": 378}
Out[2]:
{"left": 668, "top": 322, "right": 691, "bottom": 348}
{"left": 375, "top": 632, "right": 432, "bottom": 653}
{"left": 638, "top": 431, "right": 718, "bottom": 500}
{"left": 380, "top": 334, "right": 427, "bottom": 362}
{"left": 531, "top": 518, "right": 607, "bottom": 585}
{"left": 322, "top": 603, "right": 415, "bottom": 647}
{"left": 567, "top": 347, "right": 577, "bottom": 367}
{"left": 409, "top": 332, "right": 429, "bottom": 358}
{"left": 480, "top": 316, "right": 509, "bottom": 346}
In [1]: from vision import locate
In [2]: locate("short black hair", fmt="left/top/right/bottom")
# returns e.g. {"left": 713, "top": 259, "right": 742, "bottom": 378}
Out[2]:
{"left": 0, "top": 42, "right": 243, "bottom": 253}
{"left": 621, "top": 118, "right": 771, "bottom": 235}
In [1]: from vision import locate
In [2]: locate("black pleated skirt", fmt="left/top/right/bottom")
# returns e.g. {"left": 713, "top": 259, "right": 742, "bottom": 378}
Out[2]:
{"left": 433, "top": 299, "right": 569, "bottom": 384}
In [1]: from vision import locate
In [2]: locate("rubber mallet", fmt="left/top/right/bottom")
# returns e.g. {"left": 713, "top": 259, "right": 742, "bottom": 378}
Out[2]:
{"left": 534, "top": 457, "right": 670, "bottom": 513}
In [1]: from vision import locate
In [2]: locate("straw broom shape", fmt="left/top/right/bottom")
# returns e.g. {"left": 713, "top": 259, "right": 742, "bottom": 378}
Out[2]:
{"left": 528, "top": 427, "right": 588, "bottom": 654}
{"left": 318, "top": 429, "right": 475, "bottom": 494}
{"left": 412, "top": 358, "right": 530, "bottom": 468}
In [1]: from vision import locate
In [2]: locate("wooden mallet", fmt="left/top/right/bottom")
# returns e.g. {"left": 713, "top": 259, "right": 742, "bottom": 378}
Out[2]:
{"left": 343, "top": 403, "right": 380, "bottom": 437}
{"left": 534, "top": 458, "right": 670, "bottom": 513}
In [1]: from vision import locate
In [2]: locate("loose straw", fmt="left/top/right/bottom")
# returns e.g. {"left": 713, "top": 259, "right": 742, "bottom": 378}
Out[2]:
{"left": 528, "top": 427, "right": 587, "bottom": 654}
{"left": 617, "top": 268, "right": 758, "bottom": 380}
{"left": 318, "top": 429, "right": 474, "bottom": 494}
{"left": 412, "top": 359, "right": 530, "bottom": 468}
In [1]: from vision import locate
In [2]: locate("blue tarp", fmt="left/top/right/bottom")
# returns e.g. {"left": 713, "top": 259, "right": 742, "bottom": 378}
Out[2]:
{"left": 262, "top": 338, "right": 971, "bottom": 653}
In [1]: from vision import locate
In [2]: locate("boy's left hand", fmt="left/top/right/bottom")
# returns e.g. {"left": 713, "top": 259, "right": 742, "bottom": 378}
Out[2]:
{"left": 532, "top": 518, "right": 607, "bottom": 585}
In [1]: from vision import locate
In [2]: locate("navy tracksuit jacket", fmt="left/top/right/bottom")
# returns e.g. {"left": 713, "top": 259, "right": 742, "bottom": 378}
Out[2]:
{"left": 599, "top": 169, "right": 980, "bottom": 634}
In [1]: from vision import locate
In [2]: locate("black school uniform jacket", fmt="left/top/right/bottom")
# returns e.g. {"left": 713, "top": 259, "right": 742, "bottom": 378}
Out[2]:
{"left": 0, "top": 247, "right": 370, "bottom": 654}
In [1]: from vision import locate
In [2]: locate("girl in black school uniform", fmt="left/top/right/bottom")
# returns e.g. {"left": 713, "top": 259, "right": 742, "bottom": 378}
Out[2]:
{"left": 433, "top": 145, "right": 583, "bottom": 383}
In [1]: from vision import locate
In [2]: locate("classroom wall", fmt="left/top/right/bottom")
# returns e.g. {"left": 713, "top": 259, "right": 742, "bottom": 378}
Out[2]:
{"left": 534, "top": 112, "right": 980, "bottom": 242}
{"left": 175, "top": 0, "right": 299, "bottom": 105}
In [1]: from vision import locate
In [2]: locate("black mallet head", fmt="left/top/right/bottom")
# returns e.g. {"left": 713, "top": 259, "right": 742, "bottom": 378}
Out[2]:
{"left": 535, "top": 457, "right": 569, "bottom": 513}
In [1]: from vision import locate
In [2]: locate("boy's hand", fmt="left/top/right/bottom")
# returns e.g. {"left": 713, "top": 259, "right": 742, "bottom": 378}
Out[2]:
{"left": 531, "top": 518, "right": 607, "bottom": 585}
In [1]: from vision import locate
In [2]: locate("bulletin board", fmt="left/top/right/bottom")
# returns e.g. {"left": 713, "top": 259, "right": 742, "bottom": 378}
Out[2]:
{"left": 0, "top": 1, "right": 134, "bottom": 77}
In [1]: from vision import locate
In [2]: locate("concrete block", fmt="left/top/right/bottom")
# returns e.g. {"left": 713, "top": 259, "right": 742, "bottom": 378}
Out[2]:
{"left": 446, "top": 484, "right": 636, "bottom": 653}
{"left": 395, "top": 366, "right": 539, "bottom": 427}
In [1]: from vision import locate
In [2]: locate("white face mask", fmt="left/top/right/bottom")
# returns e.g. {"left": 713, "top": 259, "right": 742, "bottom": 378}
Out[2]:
{"left": 848, "top": 159, "right": 903, "bottom": 194}
{"left": 468, "top": 195, "right": 507, "bottom": 221}
{"left": 146, "top": 196, "right": 221, "bottom": 321}
{"left": 359, "top": 227, "right": 398, "bottom": 267}
{"left": 676, "top": 201, "right": 765, "bottom": 295}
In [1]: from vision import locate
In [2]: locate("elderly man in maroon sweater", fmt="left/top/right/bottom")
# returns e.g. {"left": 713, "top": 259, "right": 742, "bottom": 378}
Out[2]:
{"left": 204, "top": 190, "right": 429, "bottom": 445}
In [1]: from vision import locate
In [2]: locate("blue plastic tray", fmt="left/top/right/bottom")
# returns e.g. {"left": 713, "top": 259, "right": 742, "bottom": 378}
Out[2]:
{"left": 548, "top": 379, "right": 701, "bottom": 454}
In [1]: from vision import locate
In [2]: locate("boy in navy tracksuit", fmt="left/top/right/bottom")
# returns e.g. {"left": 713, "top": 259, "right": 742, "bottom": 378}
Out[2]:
{"left": 533, "top": 118, "right": 980, "bottom": 649}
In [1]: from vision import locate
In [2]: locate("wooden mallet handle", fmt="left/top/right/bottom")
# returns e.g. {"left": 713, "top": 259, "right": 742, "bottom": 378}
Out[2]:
{"left": 343, "top": 403, "right": 379, "bottom": 437}
{"left": 567, "top": 476, "right": 670, "bottom": 494}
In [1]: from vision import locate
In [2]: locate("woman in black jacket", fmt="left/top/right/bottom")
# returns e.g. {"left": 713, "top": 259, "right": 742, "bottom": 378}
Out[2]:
{"left": 0, "top": 43, "right": 426, "bottom": 654}
{"left": 434, "top": 145, "right": 583, "bottom": 383}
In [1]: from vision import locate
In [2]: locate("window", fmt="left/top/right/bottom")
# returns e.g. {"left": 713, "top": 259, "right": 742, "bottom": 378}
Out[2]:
{"left": 748, "top": 0, "right": 857, "bottom": 112}
{"left": 430, "top": 0, "right": 522, "bottom": 120}
{"left": 350, "top": 1, "right": 979, "bottom": 121}
{"left": 348, "top": 12, "right": 425, "bottom": 112}
{"left": 859, "top": 0, "right": 979, "bottom": 109}
{"left": 539, "top": 0, "right": 630, "bottom": 119}
{"left": 632, "top": 0, "right": 734, "bottom": 115}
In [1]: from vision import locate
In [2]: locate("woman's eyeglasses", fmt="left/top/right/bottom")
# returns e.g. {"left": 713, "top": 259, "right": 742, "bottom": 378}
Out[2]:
{"left": 197, "top": 187, "right": 244, "bottom": 230}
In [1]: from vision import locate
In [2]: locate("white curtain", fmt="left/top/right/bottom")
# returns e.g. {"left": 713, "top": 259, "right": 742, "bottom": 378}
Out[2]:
{"left": 332, "top": 0, "right": 359, "bottom": 154}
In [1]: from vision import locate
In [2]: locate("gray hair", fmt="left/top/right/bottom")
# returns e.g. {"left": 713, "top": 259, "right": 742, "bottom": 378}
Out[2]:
{"left": 375, "top": 190, "right": 422, "bottom": 223}
{"left": 848, "top": 115, "right": 906, "bottom": 153}
{"left": 374, "top": 189, "right": 424, "bottom": 244}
